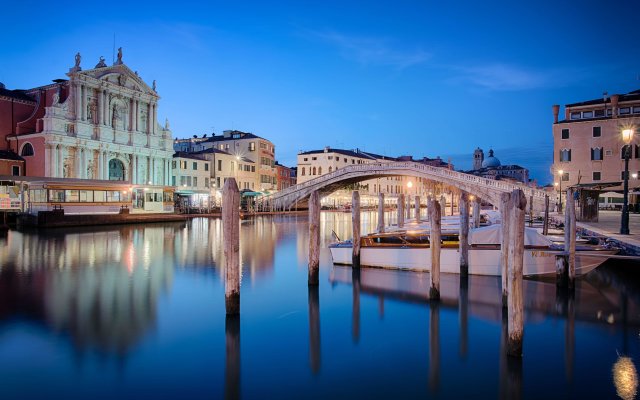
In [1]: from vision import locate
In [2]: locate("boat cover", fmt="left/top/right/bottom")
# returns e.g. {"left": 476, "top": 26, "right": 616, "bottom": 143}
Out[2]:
{"left": 468, "top": 224, "right": 553, "bottom": 246}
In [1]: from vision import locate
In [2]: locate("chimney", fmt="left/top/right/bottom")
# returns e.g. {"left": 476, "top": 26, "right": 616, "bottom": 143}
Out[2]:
{"left": 552, "top": 105, "right": 560, "bottom": 123}
{"left": 324, "top": 146, "right": 329, "bottom": 153}
{"left": 611, "top": 94, "right": 619, "bottom": 118}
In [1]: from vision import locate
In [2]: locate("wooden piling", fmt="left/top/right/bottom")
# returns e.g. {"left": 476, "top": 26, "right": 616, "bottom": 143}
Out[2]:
{"left": 223, "top": 178, "right": 240, "bottom": 315}
{"left": 542, "top": 195, "right": 550, "bottom": 236}
{"left": 472, "top": 196, "right": 481, "bottom": 228}
{"left": 459, "top": 193, "right": 470, "bottom": 277}
{"left": 415, "top": 195, "right": 421, "bottom": 222}
{"left": 398, "top": 194, "right": 405, "bottom": 228}
{"left": 506, "top": 189, "right": 526, "bottom": 357}
{"left": 566, "top": 188, "right": 576, "bottom": 287}
{"left": 308, "top": 190, "right": 321, "bottom": 285}
{"left": 429, "top": 199, "right": 441, "bottom": 300}
{"left": 377, "top": 192, "right": 385, "bottom": 233}
{"left": 352, "top": 191, "right": 361, "bottom": 267}
{"left": 500, "top": 192, "right": 511, "bottom": 308}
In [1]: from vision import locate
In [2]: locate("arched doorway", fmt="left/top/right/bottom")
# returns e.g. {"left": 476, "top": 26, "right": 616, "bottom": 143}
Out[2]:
{"left": 108, "top": 159, "right": 126, "bottom": 181}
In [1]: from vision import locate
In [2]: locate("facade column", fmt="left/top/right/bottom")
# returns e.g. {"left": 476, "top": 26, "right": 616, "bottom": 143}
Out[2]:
{"left": 103, "top": 90, "right": 108, "bottom": 126}
{"left": 104, "top": 152, "right": 109, "bottom": 180}
{"left": 49, "top": 145, "right": 56, "bottom": 178}
{"left": 82, "top": 85, "right": 87, "bottom": 121}
{"left": 152, "top": 104, "right": 156, "bottom": 134}
{"left": 96, "top": 89, "right": 102, "bottom": 125}
{"left": 147, "top": 103, "right": 151, "bottom": 133}
{"left": 75, "top": 148, "right": 81, "bottom": 178}
{"left": 128, "top": 99, "right": 134, "bottom": 132}
{"left": 58, "top": 146, "right": 65, "bottom": 177}
{"left": 76, "top": 83, "right": 82, "bottom": 121}
{"left": 135, "top": 100, "right": 139, "bottom": 131}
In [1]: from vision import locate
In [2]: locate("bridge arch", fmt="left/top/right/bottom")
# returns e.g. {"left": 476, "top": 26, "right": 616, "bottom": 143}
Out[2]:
{"left": 260, "top": 161, "right": 547, "bottom": 212}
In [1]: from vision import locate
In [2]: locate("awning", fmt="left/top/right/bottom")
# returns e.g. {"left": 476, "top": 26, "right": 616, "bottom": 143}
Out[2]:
{"left": 570, "top": 181, "right": 621, "bottom": 190}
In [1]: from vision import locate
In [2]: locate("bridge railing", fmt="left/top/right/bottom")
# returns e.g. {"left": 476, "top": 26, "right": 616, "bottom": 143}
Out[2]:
{"left": 259, "top": 161, "right": 547, "bottom": 205}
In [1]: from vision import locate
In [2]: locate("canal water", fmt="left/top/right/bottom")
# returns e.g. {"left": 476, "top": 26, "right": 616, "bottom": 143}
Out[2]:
{"left": 0, "top": 212, "right": 638, "bottom": 400}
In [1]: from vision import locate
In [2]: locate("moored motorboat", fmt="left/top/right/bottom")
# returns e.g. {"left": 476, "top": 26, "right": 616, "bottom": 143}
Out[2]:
{"left": 329, "top": 224, "right": 618, "bottom": 277}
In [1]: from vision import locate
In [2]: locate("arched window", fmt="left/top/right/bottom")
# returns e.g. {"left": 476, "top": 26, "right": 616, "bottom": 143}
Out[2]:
{"left": 318, "top": 167, "right": 322, "bottom": 175}
{"left": 108, "top": 159, "right": 126, "bottom": 181}
{"left": 329, "top": 166, "right": 332, "bottom": 173}
{"left": 20, "top": 142, "right": 34, "bottom": 157}
{"left": 559, "top": 148, "right": 571, "bottom": 162}
{"left": 312, "top": 167, "right": 316, "bottom": 175}
{"left": 591, "top": 147, "right": 603, "bottom": 161}
{"left": 301, "top": 167, "right": 305, "bottom": 176}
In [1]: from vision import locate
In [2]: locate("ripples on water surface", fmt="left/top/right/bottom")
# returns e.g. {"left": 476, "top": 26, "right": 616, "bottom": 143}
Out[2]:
{"left": 0, "top": 212, "right": 638, "bottom": 399}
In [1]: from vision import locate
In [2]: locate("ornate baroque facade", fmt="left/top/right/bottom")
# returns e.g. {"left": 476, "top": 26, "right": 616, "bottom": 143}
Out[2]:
{"left": 1, "top": 50, "right": 173, "bottom": 184}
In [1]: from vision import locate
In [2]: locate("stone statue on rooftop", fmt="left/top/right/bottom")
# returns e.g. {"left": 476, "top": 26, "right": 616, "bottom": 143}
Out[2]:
{"left": 115, "top": 47, "right": 123, "bottom": 65}
{"left": 75, "top": 52, "right": 81, "bottom": 67}
{"left": 95, "top": 56, "right": 107, "bottom": 68}
{"left": 152, "top": 80, "right": 156, "bottom": 91}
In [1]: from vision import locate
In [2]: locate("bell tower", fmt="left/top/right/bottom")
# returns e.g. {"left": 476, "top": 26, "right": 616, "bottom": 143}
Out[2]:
{"left": 473, "top": 147, "right": 484, "bottom": 170}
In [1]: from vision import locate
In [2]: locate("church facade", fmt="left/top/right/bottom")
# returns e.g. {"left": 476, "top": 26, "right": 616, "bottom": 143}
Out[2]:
{"left": 0, "top": 49, "right": 173, "bottom": 185}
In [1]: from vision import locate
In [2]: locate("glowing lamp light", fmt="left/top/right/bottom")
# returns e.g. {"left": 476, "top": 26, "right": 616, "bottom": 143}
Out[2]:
{"left": 407, "top": 181, "right": 413, "bottom": 188}
{"left": 558, "top": 169, "right": 564, "bottom": 176}
{"left": 622, "top": 129, "right": 634, "bottom": 144}
{"left": 633, "top": 173, "right": 638, "bottom": 179}
{"left": 554, "top": 182, "right": 559, "bottom": 187}
{"left": 148, "top": 181, "right": 152, "bottom": 185}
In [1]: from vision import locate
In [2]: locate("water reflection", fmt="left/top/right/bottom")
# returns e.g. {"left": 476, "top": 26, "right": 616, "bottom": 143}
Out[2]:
{"left": 308, "top": 285, "right": 320, "bottom": 374}
{"left": 225, "top": 315, "right": 240, "bottom": 400}
{"left": 428, "top": 302, "right": 440, "bottom": 393}
{"left": 613, "top": 356, "right": 638, "bottom": 400}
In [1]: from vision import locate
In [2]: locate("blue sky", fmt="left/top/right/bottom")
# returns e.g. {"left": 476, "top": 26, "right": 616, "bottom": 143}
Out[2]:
{"left": 2, "top": 0, "right": 639, "bottom": 183}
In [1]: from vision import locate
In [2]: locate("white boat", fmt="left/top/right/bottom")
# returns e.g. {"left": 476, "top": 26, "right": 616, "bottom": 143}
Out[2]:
{"left": 328, "top": 224, "right": 618, "bottom": 277}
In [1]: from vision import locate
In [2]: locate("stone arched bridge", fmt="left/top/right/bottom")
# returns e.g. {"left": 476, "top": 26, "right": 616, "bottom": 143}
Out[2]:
{"left": 259, "top": 161, "right": 548, "bottom": 212}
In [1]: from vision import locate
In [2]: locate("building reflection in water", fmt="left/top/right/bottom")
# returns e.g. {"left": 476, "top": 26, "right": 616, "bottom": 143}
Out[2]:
{"left": 308, "top": 285, "right": 321, "bottom": 374}
{"left": 352, "top": 268, "right": 361, "bottom": 344}
{"left": 0, "top": 216, "right": 288, "bottom": 356}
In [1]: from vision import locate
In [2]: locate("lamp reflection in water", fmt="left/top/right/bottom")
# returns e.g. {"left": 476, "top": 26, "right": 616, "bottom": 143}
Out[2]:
{"left": 613, "top": 356, "right": 638, "bottom": 400}
{"left": 308, "top": 285, "right": 321, "bottom": 374}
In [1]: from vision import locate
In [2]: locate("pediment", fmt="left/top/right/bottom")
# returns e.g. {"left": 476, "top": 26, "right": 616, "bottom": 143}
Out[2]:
{"left": 76, "top": 64, "right": 157, "bottom": 96}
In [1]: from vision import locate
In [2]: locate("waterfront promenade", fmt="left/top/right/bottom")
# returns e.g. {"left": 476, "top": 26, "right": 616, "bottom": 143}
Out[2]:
{"left": 551, "top": 210, "right": 640, "bottom": 255}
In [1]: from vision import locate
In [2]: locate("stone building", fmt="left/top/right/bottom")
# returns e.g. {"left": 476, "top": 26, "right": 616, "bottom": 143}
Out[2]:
{"left": 0, "top": 50, "right": 174, "bottom": 184}
{"left": 552, "top": 89, "right": 640, "bottom": 190}
{"left": 275, "top": 161, "right": 296, "bottom": 190}
{"left": 175, "top": 130, "right": 276, "bottom": 192}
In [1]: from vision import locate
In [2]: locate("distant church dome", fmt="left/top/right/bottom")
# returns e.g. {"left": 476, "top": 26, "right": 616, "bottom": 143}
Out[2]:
{"left": 482, "top": 149, "right": 501, "bottom": 168}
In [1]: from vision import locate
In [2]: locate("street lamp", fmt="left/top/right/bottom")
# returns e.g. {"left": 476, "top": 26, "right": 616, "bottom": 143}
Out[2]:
{"left": 557, "top": 169, "right": 564, "bottom": 213}
{"left": 620, "top": 128, "right": 634, "bottom": 234}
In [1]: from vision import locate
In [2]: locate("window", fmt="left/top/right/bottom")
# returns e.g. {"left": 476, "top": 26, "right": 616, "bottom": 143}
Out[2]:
{"left": 619, "top": 107, "right": 630, "bottom": 115}
{"left": 591, "top": 147, "right": 603, "bottom": 161}
{"left": 559, "top": 149, "right": 571, "bottom": 162}
{"left": 593, "top": 171, "right": 601, "bottom": 181}
{"left": 251, "top": 166, "right": 255, "bottom": 172}
{"left": 233, "top": 133, "right": 241, "bottom": 139}
{"left": 205, "top": 163, "right": 209, "bottom": 171}
{"left": 622, "top": 145, "right": 632, "bottom": 159}
{"left": 11, "top": 165, "right": 20, "bottom": 176}
{"left": 607, "top": 109, "right": 613, "bottom": 116}
{"left": 594, "top": 109, "right": 605, "bottom": 117}
{"left": 106, "top": 191, "right": 121, "bottom": 202}
{"left": 635, "top": 145, "right": 640, "bottom": 159}
{"left": 304, "top": 158, "right": 308, "bottom": 161}
{"left": 561, "top": 172, "right": 569, "bottom": 181}
{"left": 249, "top": 142, "right": 255, "bottom": 151}
{"left": 94, "top": 191, "right": 106, "bottom": 202}
{"left": 218, "top": 160, "right": 222, "bottom": 171}
{"left": 20, "top": 142, "right": 34, "bottom": 157}
{"left": 302, "top": 167, "right": 305, "bottom": 176}
{"left": 172, "top": 161, "right": 176, "bottom": 169}
{"left": 328, "top": 156, "right": 333, "bottom": 160}
{"left": 318, "top": 167, "right": 322, "bottom": 175}
{"left": 65, "top": 190, "right": 79, "bottom": 202}
{"left": 570, "top": 112, "right": 581, "bottom": 120}
{"left": 561, "top": 129, "right": 569, "bottom": 139}
{"left": 193, "top": 177, "right": 198, "bottom": 187}
{"left": 180, "top": 176, "right": 186, "bottom": 186}
{"left": 592, "top": 127, "right": 601, "bottom": 137}
{"left": 217, "top": 177, "right": 221, "bottom": 188}
{"left": 634, "top": 106, "right": 640, "bottom": 114}
{"left": 312, "top": 167, "right": 316, "bottom": 175}
{"left": 172, "top": 176, "right": 176, "bottom": 186}
{"left": 582, "top": 111, "right": 593, "bottom": 118}
{"left": 193, "top": 162, "right": 197, "bottom": 170}
{"left": 205, "top": 178, "right": 209, "bottom": 188}
{"left": 187, "top": 176, "right": 192, "bottom": 186}
{"left": 329, "top": 166, "right": 332, "bottom": 173}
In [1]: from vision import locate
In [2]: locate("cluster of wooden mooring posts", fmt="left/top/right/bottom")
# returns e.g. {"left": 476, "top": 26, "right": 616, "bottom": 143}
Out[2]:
{"left": 221, "top": 178, "right": 578, "bottom": 359}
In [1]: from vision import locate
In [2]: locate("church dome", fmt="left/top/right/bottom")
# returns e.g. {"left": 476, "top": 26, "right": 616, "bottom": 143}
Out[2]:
{"left": 481, "top": 149, "right": 501, "bottom": 168}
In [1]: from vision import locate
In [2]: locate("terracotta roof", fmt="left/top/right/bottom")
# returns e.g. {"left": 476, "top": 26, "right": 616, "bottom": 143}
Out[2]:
{"left": 173, "top": 152, "right": 208, "bottom": 161}
{"left": 299, "top": 148, "right": 397, "bottom": 161}
{"left": 566, "top": 89, "right": 640, "bottom": 107}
